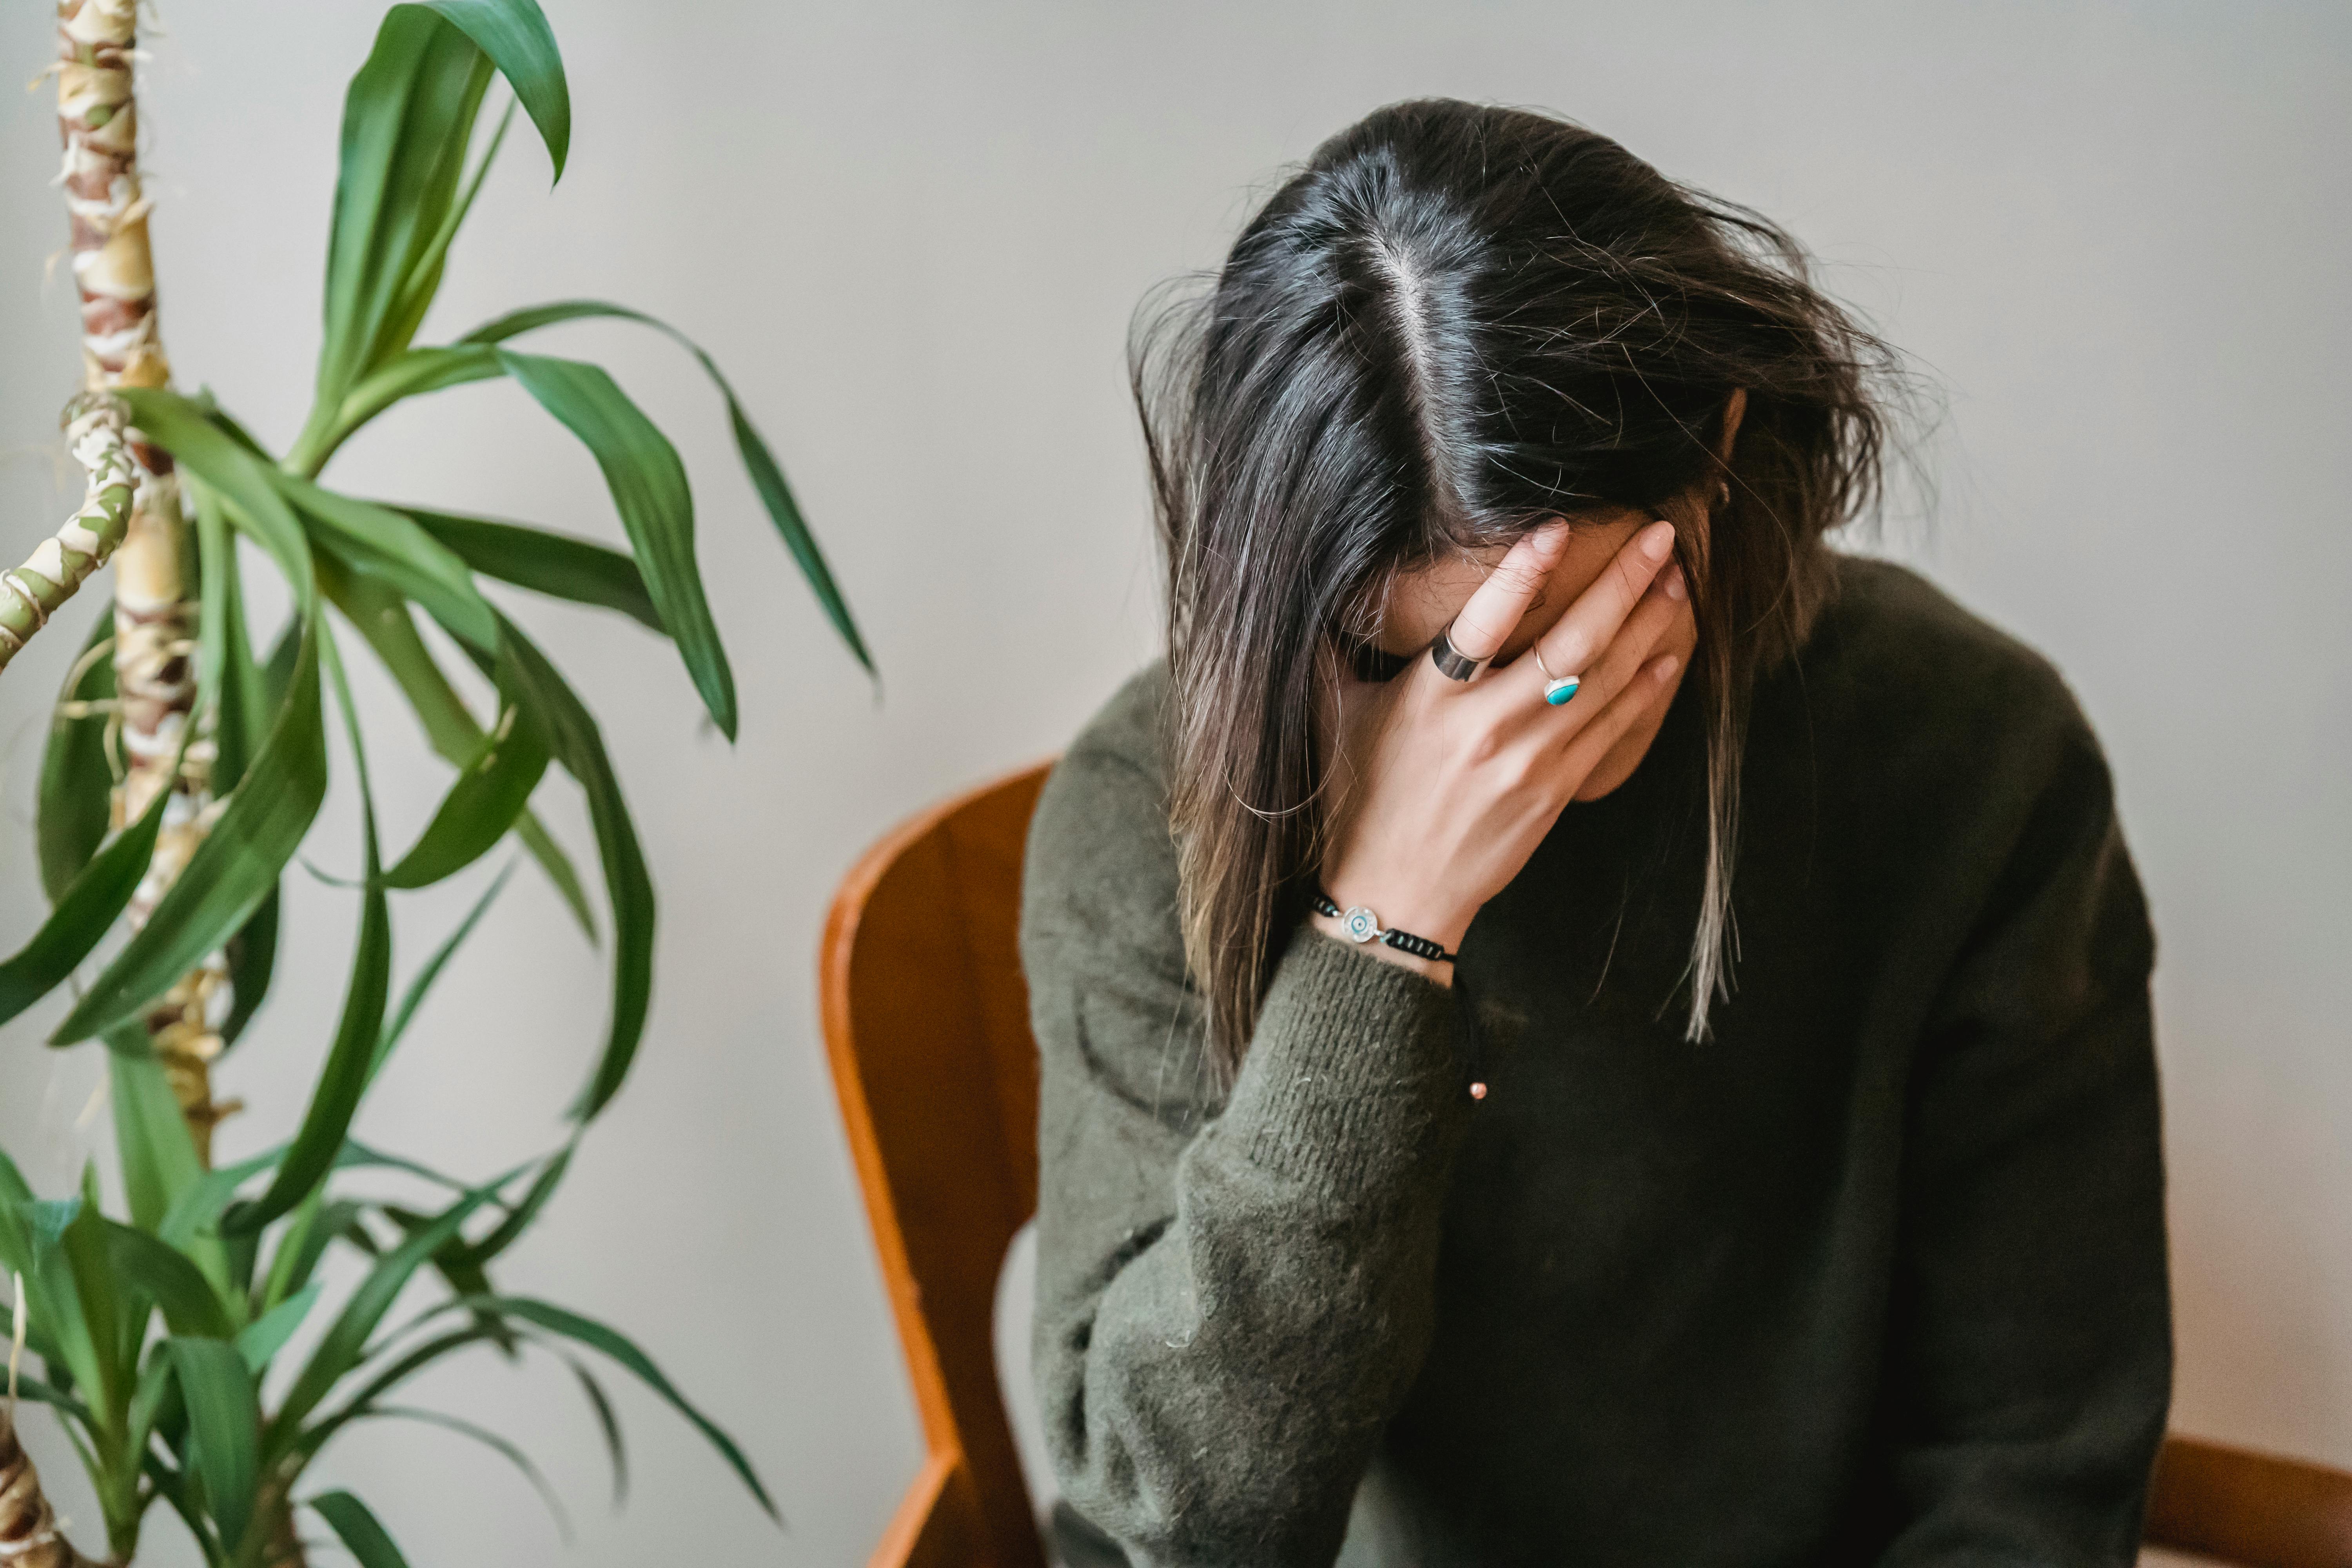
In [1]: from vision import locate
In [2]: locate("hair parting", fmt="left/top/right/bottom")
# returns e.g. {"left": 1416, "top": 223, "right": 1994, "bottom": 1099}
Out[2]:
{"left": 1137, "top": 100, "right": 1914, "bottom": 1082}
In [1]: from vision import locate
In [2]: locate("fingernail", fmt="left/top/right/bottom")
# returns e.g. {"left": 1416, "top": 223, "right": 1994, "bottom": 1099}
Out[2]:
{"left": 1654, "top": 653, "right": 1681, "bottom": 680}
{"left": 1533, "top": 520, "right": 1572, "bottom": 557}
{"left": 1664, "top": 565, "right": 1686, "bottom": 601}
{"left": 1641, "top": 521, "right": 1675, "bottom": 561}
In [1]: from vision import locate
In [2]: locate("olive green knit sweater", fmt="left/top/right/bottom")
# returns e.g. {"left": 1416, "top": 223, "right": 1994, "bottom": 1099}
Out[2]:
{"left": 1020, "top": 558, "right": 2170, "bottom": 1568}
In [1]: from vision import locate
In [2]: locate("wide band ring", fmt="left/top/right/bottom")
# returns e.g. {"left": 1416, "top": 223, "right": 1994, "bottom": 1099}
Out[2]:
{"left": 1429, "top": 622, "right": 1489, "bottom": 682}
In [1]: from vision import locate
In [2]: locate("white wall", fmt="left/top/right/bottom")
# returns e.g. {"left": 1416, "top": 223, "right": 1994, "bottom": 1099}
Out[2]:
{"left": 2, "top": 2, "right": 2344, "bottom": 1561}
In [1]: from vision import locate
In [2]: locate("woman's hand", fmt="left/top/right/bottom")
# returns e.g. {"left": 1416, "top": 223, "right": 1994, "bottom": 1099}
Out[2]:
{"left": 1314, "top": 517, "right": 1687, "bottom": 981}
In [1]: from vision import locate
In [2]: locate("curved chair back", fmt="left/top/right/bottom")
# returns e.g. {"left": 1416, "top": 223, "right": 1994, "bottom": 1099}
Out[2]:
{"left": 2144, "top": 1435, "right": 2352, "bottom": 1568}
{"left": 820, "top": 762, "right": 1054, "bottom": 1568}
{"left": 818, "top": 765, "right": 2352, "bottom": 1568}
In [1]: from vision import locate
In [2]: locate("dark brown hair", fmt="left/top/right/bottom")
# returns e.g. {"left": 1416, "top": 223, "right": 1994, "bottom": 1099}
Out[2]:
{"left": 1135, "top": 100, "right": 1905, "bottom": 1083}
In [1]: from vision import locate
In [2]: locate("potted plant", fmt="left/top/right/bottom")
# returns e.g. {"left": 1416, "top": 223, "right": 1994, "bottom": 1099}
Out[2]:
{"left": 0, "top": 2, "right": 866, "bottom": 1562}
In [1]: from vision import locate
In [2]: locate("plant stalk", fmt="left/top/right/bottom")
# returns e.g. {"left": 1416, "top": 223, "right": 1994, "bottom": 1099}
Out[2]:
{"left": 56, "top": 0, "right": 232, "bottom": 1162}
{"left": 0, "top": 1406, "right": 108, "bottom": 1568}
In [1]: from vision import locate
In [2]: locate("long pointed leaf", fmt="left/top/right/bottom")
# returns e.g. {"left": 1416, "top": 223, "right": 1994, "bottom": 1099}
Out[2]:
{"left": 51, "top": 624, "right": 325, "bottom": 1045}
{"left": 219, "top": 889, "right": 280, "bottom": 1050}
{"left": 0, "top": 784, "right": 166, "bottom": 1029}
{"left": 169, "top": 1337, "right": 263, "bottom": 1553}
{"left": 269, "top": 1170, "right": 514, "bottom": 1454}
{"left": 226, "top": 630, "right": 391, "bottom": 1237}
{"left": 495, "top": 348, "right": 737, "bottom": 738}
{"left": 374, "top": 863, "right": 511, "bottom": 1082}
{"left": 327, "top": 564, "right": 594, "bottom": 937}
{"left": 314, "top": 8, "right": 494, "bottom": 414}
{"left": 37, "top": 605, "right": 117, "bottom": 903}
{"left": 353, "top": 1403, "right": 570, "bottom": 1538}
{"left": 563, "top": 1351, "right": 628, "bottom": 1504}
{"left": 310, "top": 1490, "right": 414, "bottom": 1568}
{"left": 109, "top": 1046, "right": 207, "bottom": 1239}
{"left": 277, "top": 474, "right": 498, "bottom": 651}
{"left": 471, "top": 1294, "right": 776, "bottom": 1520}
{"left": 323, "top": 343, "right": 504, "bottom": 460}
{"left": 394, "top": 504, "right": 661, "bottom": 632}
{"left": 237, "top": 1282, "right": 323, "bottom": 1374}
{"left": 421, "top": 0, "right": 567, "bottom": 178}
{"left": 107, "top": 1222, "right": 234, "bottom": 1339}
{"left": 465, "top": 615, "right": 651, "bottom": 1119}
{"left": 192, "top": 478, "right": 271, "bottom": 793}
{"left": 383, "top": 672, "right": 548, "bottom": 889}
{"left": 463, "top": 299, "right": 871, "bottom": 671}
{"left": 118, "top": 391, "right": 317, "bottom": 611}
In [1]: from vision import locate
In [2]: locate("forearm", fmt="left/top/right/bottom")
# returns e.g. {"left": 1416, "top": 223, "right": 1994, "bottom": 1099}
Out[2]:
{"left": 1034, "top": 932, "right": 1470, "bottom": 1568}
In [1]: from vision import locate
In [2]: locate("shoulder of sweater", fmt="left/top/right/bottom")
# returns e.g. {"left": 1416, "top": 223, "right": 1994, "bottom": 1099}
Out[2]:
{"left": 1021, "top": 660, "right": 1185, "bottom": 976}
{"left": 1791, "top": 554, "right": 2101, "bottom": 771}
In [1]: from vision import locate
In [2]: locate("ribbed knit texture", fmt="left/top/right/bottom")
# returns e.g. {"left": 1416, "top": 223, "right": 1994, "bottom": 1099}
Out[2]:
{"left": 1022, "top": 558, "right": 2171, "bottom": 1568}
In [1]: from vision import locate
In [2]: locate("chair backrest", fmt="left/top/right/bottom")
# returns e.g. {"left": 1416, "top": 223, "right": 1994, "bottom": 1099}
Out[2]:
{"left": 2145, "top": 1434, "right": 2352, "bottom": 1568}
{"left": 820, "top": 761, "right": 1054, "bottom": 1568}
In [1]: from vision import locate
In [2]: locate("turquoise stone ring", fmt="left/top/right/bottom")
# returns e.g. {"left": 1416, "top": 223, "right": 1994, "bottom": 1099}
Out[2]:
{"left": 1544, "top": 675, "right": 1581, "bottom": 706}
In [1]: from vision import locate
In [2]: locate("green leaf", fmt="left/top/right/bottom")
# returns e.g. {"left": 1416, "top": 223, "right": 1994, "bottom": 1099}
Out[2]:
{"left": 383, "top": 657, "right": 549, "bottom": 889}
{"left": 237, "top": 1282, "right": 322, "bottom": 1374}
{"left": 495, "top": 348, "right": 738, "bottom": 738}
{"left": 471, "top": 1295, "right": 777, "bottom": 1521}
{"left": 374, "top": 863, "right": 511, "bottom": 1081}
{"left": 466, "top": 615, "right": 652, "bottom": 1120}
{"left": 0, "top": 783, "right": 166, "bottom": 1031}
{"left": 421, "top": 0, "right": 567, "bottom": 179}
{"left": 52, "top": 1184, "right": 123, "bottom": 1421}
{"left": 261, "top": 1196, "right": 367, "bottom": 1318}
{"left": 219, "top": 889, "right": 280, "bottom": 1050}
{"left": 450, "top": 1141, "right": 568, "bottom": 1269}
{"left": 268, "top": 1171, "right": 513, "bottom": 1455}
{"left": 313, "top": 7, "right": 494, "bottom": 417}
{"left": 107, "top": 1221, "right": 234, "bottom": 1339}
{"left": 323, "top": 343, "right": 504, "bottom": 461}
{"left": 38, "top": 606, "right": 116, "bottom": 902}
{"left": 118, "top": 390, "right": 317, "bottom": 610}
{"left": 51, "top": 624, "right": 325, "bottom": 1045}
{"left": 169, "top": 1337, "right": 264, "bottom": 1553}
{"left": 194, "top": 475, "right": 263, "bottom": 791}
{"left": 109, "top": 1047, "right": 207, "bottom": 1238}
{"left": 359, "top": 1404, "right": 572, "bottom": 1538}
{"left": 310, "top": 1490, "right": 414, "bottom": 1568}
{"left": 563, "top": 1352, "right": 628, "bottom": 1504}
{"left": 463, "top": 299, "right": 872, "bottom": 672}
{"left": 395, "top": 504, "right": 662, "bottom": 632}
{"left": 160, "top": 1145, "right": 286, "bottom": 1256}
{"left": 327, "top": 564, "right": 595, "bottom": 938}
{"left": 226, "top": 630, "right": 391, "bottom": 1238}
{"left": 276, "top": 474, "right": 498, "bottom": 652}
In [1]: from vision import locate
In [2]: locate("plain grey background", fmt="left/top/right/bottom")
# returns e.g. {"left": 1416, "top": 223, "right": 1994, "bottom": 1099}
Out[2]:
{"left": 2, "top": 2, "right": 2346, "bottom": 1563}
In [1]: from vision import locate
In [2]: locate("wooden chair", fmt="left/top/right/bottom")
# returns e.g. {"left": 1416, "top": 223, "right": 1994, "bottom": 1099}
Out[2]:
{"left": 819, "top": 762, "right": 2352, "bottom": 1568}
{"left": 2144, "top": 1436, "right": 2352, "bottom": 1567}
{"left": 822, "top": 762, "right": 1055, "bottom": 1568}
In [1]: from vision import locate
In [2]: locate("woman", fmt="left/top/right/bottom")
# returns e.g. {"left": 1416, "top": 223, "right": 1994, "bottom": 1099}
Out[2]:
{"left": 1022, "top": 100, "right": 2168, "bottom": 1568}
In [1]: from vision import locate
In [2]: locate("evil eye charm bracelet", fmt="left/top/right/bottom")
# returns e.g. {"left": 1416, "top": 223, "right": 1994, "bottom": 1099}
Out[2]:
{"left": 1311, "top": 890, "right": 1457, "bottom": 965}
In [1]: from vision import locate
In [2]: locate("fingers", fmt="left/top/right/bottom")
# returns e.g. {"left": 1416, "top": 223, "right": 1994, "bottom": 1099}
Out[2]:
{"left": 1445, "top": 521, "right": 1572, "bottom": 661}
{"left": 1528, "top": 518, "right": 1676, "bottom": 680}
{"left": 1557, "top": 649, "right": 1682, "bottom": 780}
{"left": 1542, "top": 561, "right": 1681, "bottom": 729}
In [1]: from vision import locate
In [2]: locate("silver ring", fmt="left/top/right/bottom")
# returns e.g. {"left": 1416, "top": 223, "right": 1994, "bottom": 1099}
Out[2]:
{"left": 1531, "top": 644, "right": 1581, "bottom": 708}
{"left": 1429, "top": 622, "right": 1489, "bottom": 682}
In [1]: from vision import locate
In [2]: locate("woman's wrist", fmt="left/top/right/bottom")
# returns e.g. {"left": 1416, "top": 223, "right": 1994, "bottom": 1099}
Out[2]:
{"left": 1308, "top": 908, "right": 1455, "bottom": 984}
{"left": 1308, "top": 884, "right": 1469, "bottom": 985}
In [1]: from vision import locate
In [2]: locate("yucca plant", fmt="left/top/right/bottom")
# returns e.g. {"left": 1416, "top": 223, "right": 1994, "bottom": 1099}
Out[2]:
{"left": 0, "top": 2, "right": 867, "bottom": 1563}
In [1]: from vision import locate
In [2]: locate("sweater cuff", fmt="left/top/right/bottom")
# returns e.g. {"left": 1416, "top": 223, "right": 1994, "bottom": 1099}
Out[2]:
{"left": 1219, "top": 929, "right": 1467, "bottom": 1197}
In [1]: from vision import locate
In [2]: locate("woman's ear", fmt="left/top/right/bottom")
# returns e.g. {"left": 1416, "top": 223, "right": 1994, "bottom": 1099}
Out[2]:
{"left": 1717, "top": 387, "right": 1748, "bottom": 466}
